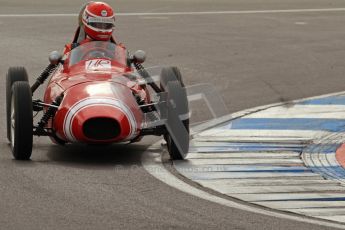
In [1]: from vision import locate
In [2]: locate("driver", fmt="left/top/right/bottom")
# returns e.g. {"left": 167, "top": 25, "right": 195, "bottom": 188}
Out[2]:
{"left": 63, "top": 1, "right": 118, "bottom": 54}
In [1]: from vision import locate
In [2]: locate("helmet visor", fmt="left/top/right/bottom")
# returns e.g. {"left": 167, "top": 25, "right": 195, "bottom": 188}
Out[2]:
{"left": 89, "top": 22, "right": 114, "bottom": 30}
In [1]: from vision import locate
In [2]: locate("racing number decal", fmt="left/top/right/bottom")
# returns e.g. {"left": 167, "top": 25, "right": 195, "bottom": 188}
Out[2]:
{"left": 85, "top": 59, "right": 111, "bottom": 71}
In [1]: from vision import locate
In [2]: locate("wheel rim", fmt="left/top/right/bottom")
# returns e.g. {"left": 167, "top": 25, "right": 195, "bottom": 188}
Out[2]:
{"left": 10, "top": 94, "right": 15, "bottom": 149}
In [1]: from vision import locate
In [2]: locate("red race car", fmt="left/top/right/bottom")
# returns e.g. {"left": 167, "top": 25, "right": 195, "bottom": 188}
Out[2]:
{"left": 6, "top": 41, "right": 189, "bottom": 160}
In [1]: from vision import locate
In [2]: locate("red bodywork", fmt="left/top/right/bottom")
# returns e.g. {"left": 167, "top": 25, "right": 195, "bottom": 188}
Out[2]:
{"left": 43, "top": 42, "right": 149, "bottom": 144}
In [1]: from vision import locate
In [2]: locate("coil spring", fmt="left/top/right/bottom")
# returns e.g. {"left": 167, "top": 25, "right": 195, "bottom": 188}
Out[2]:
{"left": 37, "top": 64, "right": 57, "bottom": 83}
{"left": 31, "top": 64, "right": 58, "bottom": 93}
{"left": 35, "top": 95, "right": 63, "bottom": 135}
{"left": 133, "top": 62, "right": 145, "bottom": 77}
{"left": 133, "top": 62, "right": 161, "bottom": 92}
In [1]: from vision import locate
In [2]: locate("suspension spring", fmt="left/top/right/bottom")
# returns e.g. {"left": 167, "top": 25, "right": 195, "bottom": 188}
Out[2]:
{"left": 31, "top": 64, "right": 58, "bottom": 93}
{"left": 34, "top": 95, "right": 63, "bottom": 136}
{"left": 133, "top": 62, "right": 161, "bottom": 93}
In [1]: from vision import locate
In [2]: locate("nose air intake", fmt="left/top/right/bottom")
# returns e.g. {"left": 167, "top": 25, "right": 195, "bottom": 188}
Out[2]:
{"left": 83, "top": 117, "right": 121, "bottom": 141}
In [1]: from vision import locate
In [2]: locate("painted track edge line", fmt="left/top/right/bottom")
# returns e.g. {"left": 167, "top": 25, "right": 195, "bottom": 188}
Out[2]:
{"left": 142, "top": 143, "right": 345, "bottom": 229}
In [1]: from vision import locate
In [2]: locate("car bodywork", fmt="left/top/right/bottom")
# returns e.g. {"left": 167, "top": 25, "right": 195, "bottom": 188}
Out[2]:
{"left": 7, "top": 41, "right": 190, "bottom": 160}
{"left": 44, "top": 42, "right": 146, "bottom": 144}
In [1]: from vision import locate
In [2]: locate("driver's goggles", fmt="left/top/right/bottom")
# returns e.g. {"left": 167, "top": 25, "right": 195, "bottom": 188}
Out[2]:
{"left": 89, "top": 22, "right": 114, "bottom": 30}
{"left": 87, "top": 17, "right": 115, "bottom": 30}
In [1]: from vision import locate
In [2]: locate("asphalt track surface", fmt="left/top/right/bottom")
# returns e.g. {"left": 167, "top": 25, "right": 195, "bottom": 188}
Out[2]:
{"left": 2, "top": 0, "right": 345, "bottom": 229}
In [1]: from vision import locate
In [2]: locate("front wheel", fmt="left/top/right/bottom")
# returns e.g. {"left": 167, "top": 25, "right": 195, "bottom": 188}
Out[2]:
{"left": 6, "top": 67, "right": 29, "bottom": 141}
{"left": 10, "top": 82, "right": 33, "bottom": 160}
{"left": 160, "top": 67, "right": 189, "bottom": 160}
{"left": 165, "top": 119, "right": 189, "bottom": 160}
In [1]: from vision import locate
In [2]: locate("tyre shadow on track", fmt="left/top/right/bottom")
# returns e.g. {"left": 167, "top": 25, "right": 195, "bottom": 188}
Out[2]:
{"left": 44, "top": 143, "right": 148, "bottom": 167}
{"left": 3, "top": 135, "right": 157, "bottom": 169}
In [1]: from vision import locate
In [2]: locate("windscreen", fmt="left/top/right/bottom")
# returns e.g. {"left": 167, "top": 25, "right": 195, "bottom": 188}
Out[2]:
{"left": 67, "top": 41, "right": 128, "bottom": 67}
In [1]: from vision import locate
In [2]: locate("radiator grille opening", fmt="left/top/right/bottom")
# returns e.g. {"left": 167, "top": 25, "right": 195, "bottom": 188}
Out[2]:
{"left": 83, "top": 118, "right": 121, "bottom": 140}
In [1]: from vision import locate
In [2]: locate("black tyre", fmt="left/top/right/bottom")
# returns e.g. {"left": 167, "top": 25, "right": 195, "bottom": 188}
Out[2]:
{"left": 160, "top": 67, "right": 189, "bottom": 160}
{"left": 165, "top": 119, "right": 189, "bottom": 160}
{"left": 160, "top": 66, "right": 185, "bottom": 90}
{"left": 10, "top": 82, "right": 33, "bottom": 160}
{"left": 6, "top": 67, "right": 29, "bottom": 141}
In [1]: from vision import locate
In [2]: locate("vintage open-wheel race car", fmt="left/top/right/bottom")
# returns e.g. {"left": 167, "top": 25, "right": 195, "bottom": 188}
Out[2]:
{"left": 6, "top": 41, "right": 190, "bottom": 160}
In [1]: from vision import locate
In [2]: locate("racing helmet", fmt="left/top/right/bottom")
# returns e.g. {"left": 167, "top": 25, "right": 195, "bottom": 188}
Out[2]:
{"left": 82, "top": 1, "right": 115, "bottom": 41}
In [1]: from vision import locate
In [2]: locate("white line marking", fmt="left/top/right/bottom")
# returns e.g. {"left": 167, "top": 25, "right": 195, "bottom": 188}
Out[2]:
{"left": 180, "top": 172, "right": 317, "bottom": 180}
{"left": 182, "top": 158, "right": 303, "bottom": 165}
{"left": 141, "top": 144, "right": 345, "bottom": 229}
{"left": 302, "top": 132, "right": 345, "bottom": 185}
{"left": 245, "top": 105, "right": 345, "bottom": 119}
{"left": 197, "top": 129, "right": 330, "bottom": 139}
{"left": 220, "top": 185, "right": 345, "bottom": 194}
{"left": 194, "top": 136, "right": 312, "bottom": 143}
{"left": 293, "top": 208, "right": 345, "bottom": 217}
{"left": 3, "top": 8, "right": 345, "bottom": 17}
{"left": 185, "top": 152, "right": 300, "bottom": 159}
{"left": 316, "top": 216, "right": 345, "bottom": 222}
{"left": 234, "top": 193, "right": 344, "bottom": 202}
{"left": 0, "top": 14, "right": 77, "bottom": 17}
{"left": 255, "top": 201, "right": 345, "bottom": 209}
{"left": 175, "top": 164, "right": 308, "bottom": 171}
{"left": 190, "top": 140, "right": 304, "bottom": 148}
{"left": 194, "top": 178, "right": 337, "bottom": 186}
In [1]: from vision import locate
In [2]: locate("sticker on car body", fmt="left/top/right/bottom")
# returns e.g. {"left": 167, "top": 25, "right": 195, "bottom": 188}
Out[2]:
{"left": 85, "top": 59, "right": 111, "bottom": 71}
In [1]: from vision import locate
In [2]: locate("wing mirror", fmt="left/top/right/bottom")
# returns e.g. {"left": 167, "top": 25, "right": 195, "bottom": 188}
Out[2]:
{"left": 132, "top": 50, "right": 146, "bottom": 64}
{"left": 49, "top": 51, "right": 63, "bottom": 65}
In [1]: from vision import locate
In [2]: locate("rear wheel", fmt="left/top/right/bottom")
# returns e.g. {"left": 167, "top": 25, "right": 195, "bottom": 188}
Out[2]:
{"left": 6, "top": 67, "right": 29, "bottom": 141}
{"left": 10, "top": 82, "right": 33, "bottom": 160}
{"left": 160, "top": 67, "right": 189, "bottom": 160}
